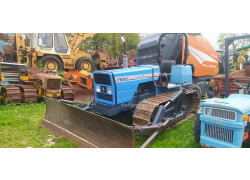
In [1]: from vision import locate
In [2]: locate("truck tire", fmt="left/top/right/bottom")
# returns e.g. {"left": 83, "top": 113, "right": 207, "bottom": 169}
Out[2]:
{"left": 41, "top": 55, "right": 63, "bottom": 71}
{"left": 75, "top": 57, "right": 94, "bottom": 72}
{"left": 193, "top": 113, "right": 201, "bottom": 143}
{"left": 192, "top": 84, "right": 202, "bottom": 100}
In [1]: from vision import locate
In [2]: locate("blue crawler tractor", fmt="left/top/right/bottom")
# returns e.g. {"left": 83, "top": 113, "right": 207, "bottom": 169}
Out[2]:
{"left": 41, "top": 33, "right": 217, "bottom": 148}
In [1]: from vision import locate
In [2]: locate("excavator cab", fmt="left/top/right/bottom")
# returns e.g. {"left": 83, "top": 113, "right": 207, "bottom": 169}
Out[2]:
{"left": 37, "top": 33, "right": 69, "bottom": 54}
{"left": 15, "top": 33, "right": 95, "bottom": 71}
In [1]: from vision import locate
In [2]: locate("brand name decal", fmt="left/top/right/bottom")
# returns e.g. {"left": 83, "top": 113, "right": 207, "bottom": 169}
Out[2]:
{"left": 210, "top": 119, "right": 226, "bottom": 126}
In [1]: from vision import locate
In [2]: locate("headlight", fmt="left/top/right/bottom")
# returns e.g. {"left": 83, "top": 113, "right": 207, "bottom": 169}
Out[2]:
{"left": 107, "top": 87, "right": 112, "bottom": 94}
{"left": 205, "top": 108, "right": 212, "bottom": 116}
{"left": 96, "top": 85, "right": 100, "bottom": 92}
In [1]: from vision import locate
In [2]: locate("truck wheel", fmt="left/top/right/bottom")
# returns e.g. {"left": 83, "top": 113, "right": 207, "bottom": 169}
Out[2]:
{"left": 41, "top": 55, "right": 63, "bottom": 71}
{"left": 192, "top": 84, "right": 202, "bottom": 100}
{"left": 76, "top": 57, "right": 94, "bottom": 72}
{"left": 193, "top": 113, "right": 201, "bottom": 143}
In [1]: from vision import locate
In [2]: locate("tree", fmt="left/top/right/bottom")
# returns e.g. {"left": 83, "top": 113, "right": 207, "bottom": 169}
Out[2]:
{"left": 80, "top": 33, "right": 141, "bottom": 58}
{"left": 111, "top": 34, "right": 119, "bottom": 57}
{"left": 0, "top": 33, "right": 14, "bottom": 41}
{"left": 217, "top": 33, "right": 250, "bottom": 57}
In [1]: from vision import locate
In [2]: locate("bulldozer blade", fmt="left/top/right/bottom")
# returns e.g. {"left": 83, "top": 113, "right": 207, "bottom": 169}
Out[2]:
{"left": 41, "top": 97, "right": 135, "bottom": 148}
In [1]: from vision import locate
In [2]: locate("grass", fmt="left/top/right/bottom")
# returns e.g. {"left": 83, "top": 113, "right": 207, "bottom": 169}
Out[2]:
{"left": 0, "top": 102, "right": 78, "bottom": 148}
{"left": 0, "top": 102, "right": 201, "bottom": 148}
{"left": 135, "top": 117, "right": 201, "bottom": 148}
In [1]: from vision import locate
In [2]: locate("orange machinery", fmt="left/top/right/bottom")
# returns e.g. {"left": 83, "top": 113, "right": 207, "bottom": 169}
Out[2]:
{"left": 136, "top": 33, "right": 219, "bottom": 97}
{"left": 186, "top": 35, "right": 219, "bottom": 78}
{"left": 63, "top": 69, "right": 93, "bottom": 90}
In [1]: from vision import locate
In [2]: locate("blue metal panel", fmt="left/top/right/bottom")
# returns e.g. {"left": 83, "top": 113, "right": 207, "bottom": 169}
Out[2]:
{"left": 0, "top": 40, "right": 12, "bottom": 52}
{"left": 201, "top": 136, "right": 239, "bottom": 148}
{"left": 170, "top": 65, "right": 192, "bottom": 84}
{"left": 155, "top": 83, "right": 191, "bottom": 95}
{"left": 200, "top": 94, "right": 250, "bottom": 114}
{"left": 93, "top": 71, "right": 116, "bottom": 105}
{"left": 200, "top": 110, "right": 247, "bottom": 148}
{"left": 93, "top": 65, "right": 160, "bottom": 105}
{"left": 200, "top": 115, "right": 247, "bottom": 129}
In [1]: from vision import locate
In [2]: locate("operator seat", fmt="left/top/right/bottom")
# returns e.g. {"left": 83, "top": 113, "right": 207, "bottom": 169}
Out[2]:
{"left": 158, "top": 60, "right": 176, "bottom": 86}
{"left": 160, "top": 60, "right": 176, "bottom": 73}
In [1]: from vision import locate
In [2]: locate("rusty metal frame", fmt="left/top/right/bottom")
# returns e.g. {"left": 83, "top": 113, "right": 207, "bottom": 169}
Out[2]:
{"left": 225, "top": 35, "right": 250, "bottom": 97}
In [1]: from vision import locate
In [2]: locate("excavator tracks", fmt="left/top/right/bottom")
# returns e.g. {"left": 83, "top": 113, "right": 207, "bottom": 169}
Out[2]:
{"left": 61, "top": 86, "right": 74, "bottom": 101}
{"left": 16, "top": 85, "right": 37, "bottom": 103}
{"left": 133, "top": 89, "right": 200, "bottom": 126}
{"left": 5, "top": 86, "right": 22, "bottom": 104}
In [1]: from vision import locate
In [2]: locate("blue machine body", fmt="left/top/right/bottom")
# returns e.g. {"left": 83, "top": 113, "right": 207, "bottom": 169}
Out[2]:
{"left": 199, "top": 94, "right": 250, "bottom": 148}
{"left": 93, "top": 65, "right": 160, "bottom": 106}
{"left": 170, "top": 65, "right": 192, "bottom": 84}
{"left": 92, "top": 64, "right": 193, "bottom": 117}
{"left": 0, "top": 40, "right": 12, "bottom": 52}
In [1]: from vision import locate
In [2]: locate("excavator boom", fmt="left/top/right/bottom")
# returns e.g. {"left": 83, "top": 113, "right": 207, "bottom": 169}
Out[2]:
{"left": 69, "top": 33, "right": 96, "bottom": 56}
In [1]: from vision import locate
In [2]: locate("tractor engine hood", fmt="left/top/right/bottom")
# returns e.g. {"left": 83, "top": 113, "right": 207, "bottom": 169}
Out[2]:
{"left": 105, "top": 65, "right": 160, "bottom": 82}
{"left": 201, "top": 94, "right": 250, "bottom": 114}
{"left": 93, "top": 65, "right": 160, "bottom": 106}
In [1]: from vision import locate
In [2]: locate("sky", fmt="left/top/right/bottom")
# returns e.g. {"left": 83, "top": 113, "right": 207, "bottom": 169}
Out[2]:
{"left": 202, "top": 33, "right": 220, "bottom": 50}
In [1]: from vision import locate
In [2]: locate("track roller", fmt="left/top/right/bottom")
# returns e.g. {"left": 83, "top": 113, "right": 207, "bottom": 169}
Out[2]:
{"left": 61, "top": 86, "right": 74, "bottom": 101}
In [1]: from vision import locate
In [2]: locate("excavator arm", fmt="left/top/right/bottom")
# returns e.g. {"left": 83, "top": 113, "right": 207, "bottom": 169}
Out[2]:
{"left": 68, "top": 33, "right": 96, "bottom": 56}
{"left": 15, "top": 33, "right": 26, "bottom": 64}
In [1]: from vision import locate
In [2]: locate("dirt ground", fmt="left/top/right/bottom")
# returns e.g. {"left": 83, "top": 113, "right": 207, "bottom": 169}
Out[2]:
{"left": 73, "top": 85, "right": 95, "bottom": 102}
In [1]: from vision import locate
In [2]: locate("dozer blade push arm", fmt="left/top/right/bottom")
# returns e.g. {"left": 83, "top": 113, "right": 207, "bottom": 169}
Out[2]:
{"left": 140, "top": 119, "right": 170, "bottom": 148}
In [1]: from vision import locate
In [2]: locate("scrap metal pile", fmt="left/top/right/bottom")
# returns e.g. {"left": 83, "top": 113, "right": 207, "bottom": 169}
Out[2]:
{"left": 213, "top": 66, "right": 250, "bottom": 96}
{"left": 0, "top": 63, "right": 76, "bottom": 104}
{"left": 92, "top": 44, "right": 136, "bottom": 69}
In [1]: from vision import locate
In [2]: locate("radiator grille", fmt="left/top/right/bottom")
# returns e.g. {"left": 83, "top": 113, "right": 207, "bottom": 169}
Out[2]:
{"left": 204, "top": 123, "right": 234, "bottom": 143}
{"left": 97, "top": 93, "right": 112, "bottom": 101}
{"left": 94, "top": 74, "right": 111, "bottom": 85}
{"left": 47, "top": 79, "right": 61, "bottom": 90}
{"left": 205, "top": 108, "right": 236, "bottom": 121}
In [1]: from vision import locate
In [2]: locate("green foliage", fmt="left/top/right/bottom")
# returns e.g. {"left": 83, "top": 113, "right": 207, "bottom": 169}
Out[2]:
{"left": 0, "top": 33, "right": 13, "bottom": 41}
{"left": 37, "top": 59, "right": 44, "bottom": 68}
{"left": 111, "top": 34, "right": 119, "bottom": 57}
{"left": 217, "top": 33, "right": 250, "bottom": 56}
{"left": 81, "top": 33, "right": 141, "bottom": 58}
